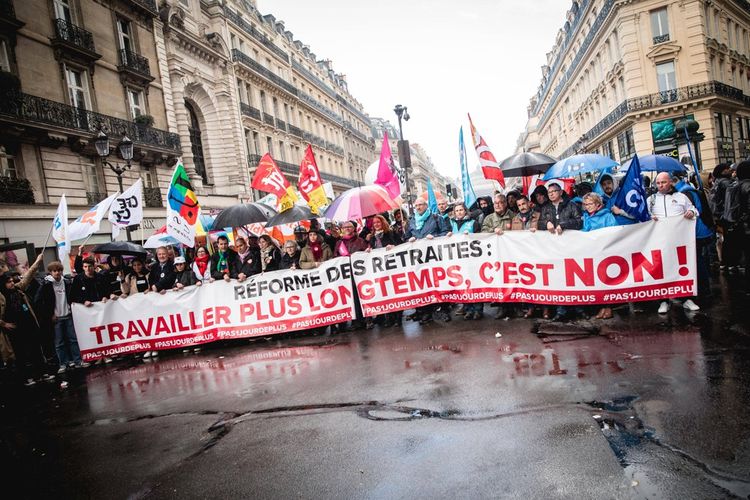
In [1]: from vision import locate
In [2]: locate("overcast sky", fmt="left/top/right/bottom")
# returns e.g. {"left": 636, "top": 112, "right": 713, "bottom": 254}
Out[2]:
{"left": 264, "top": 0, "right": 571, "bottom": 178}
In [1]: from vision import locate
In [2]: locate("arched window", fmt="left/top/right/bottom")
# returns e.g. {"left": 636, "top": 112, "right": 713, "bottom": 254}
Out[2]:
{"left": 185, "top": 101, "right": 207, "bottom": 183}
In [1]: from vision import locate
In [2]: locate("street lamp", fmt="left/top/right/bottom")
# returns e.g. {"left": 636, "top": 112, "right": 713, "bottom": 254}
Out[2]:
{"left": 393, "top": 104, "right": 413, "bottom": 216}
{"left": 95, "top": 130, "right": 134, "bottom": 240}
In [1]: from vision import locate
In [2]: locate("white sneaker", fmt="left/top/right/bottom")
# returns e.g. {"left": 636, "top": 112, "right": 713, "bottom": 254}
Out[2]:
{"left": 57, "top": 365, "right": 67, "bottom": 374}
{"left": 151, "top": 351, "right": 159, "bottom": 357}
{"left": 658, "top": 301, "right": 670, "bottom": 314}
{"left": 143, "top": 351, "right": 151, "bottom": 358}
{"left": 77, "top": 361, "right": 90, "bottom": 369}
{"left": 683, "top": 299, "right": 700, "bottom": 311}
{"left": 24, "top": 378, "right": 36, "bottom": 386}
{"left": 103, "top": 357, "right": 113, "bottom": 364}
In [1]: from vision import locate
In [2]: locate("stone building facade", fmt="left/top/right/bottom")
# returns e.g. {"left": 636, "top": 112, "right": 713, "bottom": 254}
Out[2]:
{"left": 516, "top": 0, "right": 750, "bottom": 171}
{"left": 0, "top": 0, "right": 376, "bottom": 249}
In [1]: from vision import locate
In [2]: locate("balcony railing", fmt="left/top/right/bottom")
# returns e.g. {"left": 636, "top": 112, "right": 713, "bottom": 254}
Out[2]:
{"left": 653, "top": 34, "right": 670, "bottom": 44}
{"left": 224, "top": 8, "right": 289, "bottom": 62}
{"left": 231, "top": 49, "right": 297, "bottom": 96}
{"left": 343, "top": 121, "right": 371, "bottom": 143}
{"left": 561, "top": 80, "right": 750, "bottom": 157}
{"left": 288, "top": 124, "right": 303, "bottom": 138}
{"left": 0, "top": 175, "right": 34, "bottom": 204}
{"left": 53, "top": 18, "right": 97, "bottom": 55}
{"left": 337, "top": 97, "right": 371, "bottom": 126}
{"left": 303, "top": 131, "right": 325, "bottom": 148}
{"left": 143, "top": 186, "right": 162, "bottom": 208}
{"left": 321, "top": 172, "right": 358, "bottom": 188}
{"left": 240, "top": 102, "right": 261, "bottom": 120}
{"left": 118, "top": 49, "right": 151, "bottom": 77}
{"left": 299, "top": 90, "right": 343, "bottom": 124}
{"left": 292, "top": 60, "right": 337, "bottom": 99}
{"left": 275, "top": 118, "right": 287, "bottom": 131}
{"left": 127, "top": 0, "right": 158, "bottom": 16}
{"left": 262, "top": 113, "right": 275, "bottom": 126}
{"left": 0, "top": 91, "right": 181, "bottom": 152}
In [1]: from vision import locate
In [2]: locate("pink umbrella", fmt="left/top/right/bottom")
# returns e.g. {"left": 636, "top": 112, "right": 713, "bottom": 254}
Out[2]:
{"left": 324, "top": 185, "right": 400, "bottom": 222}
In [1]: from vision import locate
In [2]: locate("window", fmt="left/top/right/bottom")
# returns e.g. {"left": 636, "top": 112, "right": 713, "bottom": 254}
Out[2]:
{"left": 186, "top": 101, "right": 207, "bottom": 183}
{"left": 656, "top": 60, "right": 676, "bottom": 98}
{"left": 272, "top": 97, "right": 279, "bottom": 117}
{"left": 65, "top": 66, "right": 90, "bottom": 110}
{"left": 650, "top": 8, "right": 669, "bottom": 43}
{"left": 140, "top": 167, "right": 156, "bottom": 188}
{"left": 252, "top": 131, "right": 260, "bottom": 155}
{"left": 53, "top": 0, "right": 73, "bottom": 22}
{"left": 230, "top": 33, "right": 237, "bottom": 50}
{"left": 82, "top": 163, "right": 103, "bottom": 200}
{"left": 127, "top": 88, "right": 144, "bottom": 118}
{"left": 266, "top": 136, "right": 273, "bottom": 156}
{"left": 178, "top": 0, "right": 190, "bottom": 7}
{"left": 617, "top": 128, "right": 635, "bottom": 161}
{"left": 259, "top": 90, "right": 267, "bottom": 113}
{"left": 0, "top": 40, "right": 10, "bottom": 72}
{"left": 278, "top": 141, "right": 286, "bottom": 161}
{"left": 116, "top": 18, "right": 133, "bottom": 53}
{"left": 236, "top": 79, "right": 246, "bottom": 103}
{"left": 0, "top": 146, "right": 17, "bottom": 179}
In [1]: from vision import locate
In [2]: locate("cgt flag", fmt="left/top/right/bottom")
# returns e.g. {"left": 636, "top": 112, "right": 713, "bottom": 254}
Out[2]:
{"left": 298, "top": 145, "right": 327, "bottom": 214}
{"left": 613, "top": 153, "right": 650, "bottom": 223}
{"left": 166, "top": 161, "right": 200, "bottom": 247}
{"left": 251, "top": 153, "right": 298, "bottom": 211}
{"left": 52, "top": 194, "right": 70, "bottom": 262}
{"left": 109, "top": 178, "right": 143, "bottom": 239}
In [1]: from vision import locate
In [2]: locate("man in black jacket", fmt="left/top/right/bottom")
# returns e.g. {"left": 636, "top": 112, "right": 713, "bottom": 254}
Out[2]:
{"left": 537, "top": 182, "right": 582, "bottom": 233}
{"left": 148, "top": 247, "right": 176, "bottom": 292}
{"left": 71, "top": 257, "right": 109, "bottom": 306}
{"left": 210, "top": 235, "right": 240, "bottom": 281}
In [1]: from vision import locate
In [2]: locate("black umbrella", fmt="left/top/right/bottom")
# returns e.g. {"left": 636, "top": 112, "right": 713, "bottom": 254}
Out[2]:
{"left": 93, "top": 241, "right": 147, "bottom": 257}
{"left": 499, "top": 152, "right": 558, "bottom": 177}
{"left": 213, "top": 202, "right": 278, "bottom": 229}
{"left": 265, "top": 205, "right": 314, "bottom": 227}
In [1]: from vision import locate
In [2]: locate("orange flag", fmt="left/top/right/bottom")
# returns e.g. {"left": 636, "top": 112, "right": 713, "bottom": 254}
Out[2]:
{"left": 250, "top": 153, "right": 298, "bottom": 211}
{"left": 297, "top": 145, "right": 327, "bottom": 214}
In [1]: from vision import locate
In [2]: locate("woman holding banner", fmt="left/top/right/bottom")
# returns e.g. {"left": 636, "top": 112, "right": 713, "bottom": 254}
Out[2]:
{"left": 581, "top": 193, "right": 618, "bottom": 319}
{"left": 299, "top": 230, "right": 332, "bottom": 269}
{"left": 258, "top": 235, "right": 281, "bottom": 272}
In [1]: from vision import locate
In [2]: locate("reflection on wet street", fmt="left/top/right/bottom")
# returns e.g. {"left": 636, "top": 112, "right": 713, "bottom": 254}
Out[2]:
{"left": 2, "top": 292, "right": 750, "bottom": 499}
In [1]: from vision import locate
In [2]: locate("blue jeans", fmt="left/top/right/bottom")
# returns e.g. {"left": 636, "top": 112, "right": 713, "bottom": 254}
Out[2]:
{"left": 54, "top": 316, "right": 82, "bottom": 365}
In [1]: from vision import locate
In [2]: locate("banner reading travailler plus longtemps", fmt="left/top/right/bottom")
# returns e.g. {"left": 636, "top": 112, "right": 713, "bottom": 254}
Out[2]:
{"left": 72, "top": 257, "right": 356, "bottom": 361}
{"left": 351, "top": 217, "right": 697, "bottom": 317}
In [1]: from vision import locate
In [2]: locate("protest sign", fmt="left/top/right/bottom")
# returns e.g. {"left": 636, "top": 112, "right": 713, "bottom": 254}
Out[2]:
{"left": 73, "top": 257, "right": 356, "bottom": 361}
{"left": 351, "top": 217, "right": 696, "bottom": 316}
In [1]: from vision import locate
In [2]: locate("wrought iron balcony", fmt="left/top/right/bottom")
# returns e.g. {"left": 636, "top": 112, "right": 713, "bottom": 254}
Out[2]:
{"left": 652, "top": 34, "right": 670, "bottom": 44}
{"left": 299, "top": 90, "right": 343, "bottom": 124}
{"left": 343, "top": 121, "right": 371, "bottom": 143}
{"left": 303, "top": 131, "right": 325, "bottom": 149}
{"left": 561, "top": 80, "right": 750, "bottom": 157}
{"left": 0, "top": 175, "right": 34, "bottom": 204}
{"left": 262, "top": 113, "right": 275, "bottom": 126}
{"left": 337, "top": 96, "right": 371, "bottom": 126}
{"left": 118, "top": 49, "right": 153, "bottom": 83}
{"left": 231, "top": 49, "right": 297, "bottom": 96}
{"left": 288, "top": 124, "right": 303, "bottom": 138}
{"left": 0, "top": 91, "right": 180, "bottom": 153}
{"left": 275, "top": 118, "right": 287, "bottom": 131}
{"left": 320, "top": 172, "right": 358, "bottom": 188}
{"left": 143, "top": 186, "right": 162, "bottom": 208}
{"left": 126, "top": 0, "right": 158, "bottom": 17}
{"left": 292, "top": 60, "right": 337, "bottom": 99}
{"left": 240, "top": 102, "right": 261, "bottom": 121}
{"left": 52, "top": 18, "right": 99, "bottom": 60}
{"left": 224, "top": 8, "right": 289, "bottom": 62}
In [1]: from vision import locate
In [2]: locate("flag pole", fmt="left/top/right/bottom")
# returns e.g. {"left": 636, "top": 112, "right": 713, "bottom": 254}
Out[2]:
{"left": 40, "top": 222, "right": 54, "bottom": 263}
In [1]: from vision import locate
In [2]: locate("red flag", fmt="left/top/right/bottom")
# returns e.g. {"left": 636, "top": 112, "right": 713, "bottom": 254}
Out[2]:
{"left": 375, "top": 131, "right": 401, "bottom": 200}
{"left": 250, "top": 153, "right": 298, "bottom": 211}
{"left": 468, "top": 113, "right": 505, "bottom": 187}
{"left": 297, "top": 145, "right": 327, "bottom": 213}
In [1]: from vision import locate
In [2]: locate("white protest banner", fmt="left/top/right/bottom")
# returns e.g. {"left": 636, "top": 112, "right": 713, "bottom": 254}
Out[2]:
{"left": 109, "top": 178, "right": 143, "bottom": 238}
{"left": 350, "top": 217, "right": 697, "bottom": 316}
{"left": 72, "top": 257, "right": 356, "bottom": 361}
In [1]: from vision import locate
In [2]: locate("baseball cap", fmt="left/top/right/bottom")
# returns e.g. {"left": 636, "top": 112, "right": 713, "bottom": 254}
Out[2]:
{"left": 174, "top": 256, "right": 186, "bottom": 264}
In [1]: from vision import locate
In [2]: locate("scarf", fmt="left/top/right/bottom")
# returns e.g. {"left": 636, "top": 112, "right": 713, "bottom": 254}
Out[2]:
{"left": 194, "top": 254, "right": 209, "bottom": 276}
{"left": 217, "top": 251, "right": 228, "bottom": 274}
{"left": 309, "top": 241, "right": 323, "bottom": 261}
{"left": 337, "top": 233, "right": 355, "bottom": 256}
{"left": 238, "top": 248, "right": 250, "bottom": 263}
{"left": 414, "top": 209, "right": 431, "bottom": 230}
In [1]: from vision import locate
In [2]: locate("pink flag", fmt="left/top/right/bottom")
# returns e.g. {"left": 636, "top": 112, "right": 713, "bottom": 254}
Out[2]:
{"left": 375, "top": 131, "right": 401, "bottom": 200}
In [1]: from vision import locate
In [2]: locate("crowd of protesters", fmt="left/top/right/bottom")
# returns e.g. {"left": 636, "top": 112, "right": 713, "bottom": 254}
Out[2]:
{"left": 1, "top": 159, "right": 749, "bottom": 386}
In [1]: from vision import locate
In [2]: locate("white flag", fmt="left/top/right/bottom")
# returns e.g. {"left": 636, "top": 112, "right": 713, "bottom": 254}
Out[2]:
{"left": 52, "top": 195, "right": 70, "bottom": 262}
{"left": 68, "top": 193, "right": 118, "bottom": 242}
{"left": 109, "top": 178, "right": 143, "bottom": 239}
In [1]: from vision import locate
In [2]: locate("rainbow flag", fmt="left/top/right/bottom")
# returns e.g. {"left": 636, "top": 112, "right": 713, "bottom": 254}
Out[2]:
{"left": 166, "top": 161, "right": 200, "bottom": 247}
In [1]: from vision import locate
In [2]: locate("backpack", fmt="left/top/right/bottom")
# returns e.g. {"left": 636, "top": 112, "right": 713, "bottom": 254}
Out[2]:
{"left": 682, "top": 187, "right": 715, "bottom": 235}
{"left": 709, "top": 178, "right": 729, "bottom": 217}
{"left": 722, "top": 181, "right": 742, "bottom": 224}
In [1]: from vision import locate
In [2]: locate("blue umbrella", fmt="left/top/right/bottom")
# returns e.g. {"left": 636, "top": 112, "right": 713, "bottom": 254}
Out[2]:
{"left": 622, "top": 154, "right": 686, "bottom": 173}
{"left": 543, "top": 154, "right": 618, "bottom": 180}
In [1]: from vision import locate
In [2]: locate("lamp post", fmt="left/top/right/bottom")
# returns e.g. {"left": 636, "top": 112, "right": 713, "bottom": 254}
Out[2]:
{"left": 393, "top": 104, "right": 413, "bottom": 216}
{"left": 95, "top": 130, "right": 134, "bottom": 240}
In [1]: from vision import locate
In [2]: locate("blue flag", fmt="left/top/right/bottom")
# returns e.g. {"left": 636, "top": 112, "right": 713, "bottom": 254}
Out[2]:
{"left": 613, "top": 154, "right": 650, "bottom": 222}
{"left": 426, "top": 178, "right": 439, "bottom": 215}
{"left": 459, "top": 127, "right": 477, "bottom": 208}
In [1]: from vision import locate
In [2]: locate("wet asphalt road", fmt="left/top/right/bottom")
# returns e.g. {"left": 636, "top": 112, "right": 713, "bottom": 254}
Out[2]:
{"left": 2, "top": 276, "right": 750, "bottom": 499}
